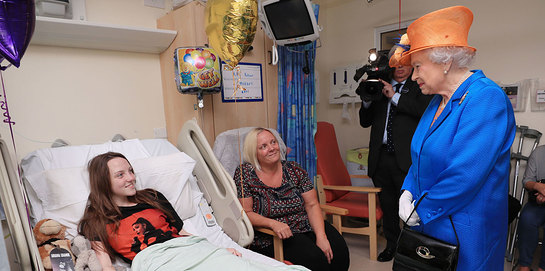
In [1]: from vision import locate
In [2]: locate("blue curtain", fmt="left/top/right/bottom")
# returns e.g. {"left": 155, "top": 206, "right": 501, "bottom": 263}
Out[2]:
{"left": 277, "top": 5, "right": 319, "bottom": 183}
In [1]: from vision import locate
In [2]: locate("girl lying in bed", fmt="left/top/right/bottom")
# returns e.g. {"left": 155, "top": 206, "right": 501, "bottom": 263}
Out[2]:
{"left": 78, "top": 152, "right": 308, "bottom": 271}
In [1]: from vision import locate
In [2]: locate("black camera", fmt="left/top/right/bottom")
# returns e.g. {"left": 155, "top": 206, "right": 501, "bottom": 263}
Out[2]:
{"left": 354, "top": 49, "right": 393, "bottom": 102}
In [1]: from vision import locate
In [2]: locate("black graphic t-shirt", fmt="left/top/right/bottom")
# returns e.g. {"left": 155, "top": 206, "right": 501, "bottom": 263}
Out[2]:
{"left": 107, "top": 191, "right": 184, "bottom": 263}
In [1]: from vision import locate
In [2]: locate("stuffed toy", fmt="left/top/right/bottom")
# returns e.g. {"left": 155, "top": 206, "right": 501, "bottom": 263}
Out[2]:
{"left": 71, "top": 235, "right": 102, "bottom": 271}
{"left": 33, "top": 219, "right": 75, "bottom": 270}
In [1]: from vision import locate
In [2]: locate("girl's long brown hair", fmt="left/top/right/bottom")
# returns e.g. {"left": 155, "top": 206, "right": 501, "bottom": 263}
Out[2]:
{"left": 78, "top": 152, "right": 177, "bottom": 260}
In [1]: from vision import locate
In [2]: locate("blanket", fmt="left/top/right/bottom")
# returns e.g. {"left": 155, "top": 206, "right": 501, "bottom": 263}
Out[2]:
{"left": 131, "top": 236, "right": 309, "bottom": 271}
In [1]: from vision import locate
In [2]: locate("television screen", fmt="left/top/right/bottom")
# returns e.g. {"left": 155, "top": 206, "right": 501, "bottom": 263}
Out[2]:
{"left": 260, "top": 0, "right": 320, "bottom": 46}
{"left": 263, "top": 0, "right": 314, "bottom": 40}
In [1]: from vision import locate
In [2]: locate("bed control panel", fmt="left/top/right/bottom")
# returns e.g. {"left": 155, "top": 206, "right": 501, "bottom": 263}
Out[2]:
{"left": 198, "top": 198, "right": 217, "bottom": 227}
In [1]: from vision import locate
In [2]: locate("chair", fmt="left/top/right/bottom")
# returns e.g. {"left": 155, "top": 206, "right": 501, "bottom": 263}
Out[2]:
{"left": 315, "top": 121, "right": 383, "bottom": 261}
{"left": 213, "top": 127, "right": 348, "bottom": 263}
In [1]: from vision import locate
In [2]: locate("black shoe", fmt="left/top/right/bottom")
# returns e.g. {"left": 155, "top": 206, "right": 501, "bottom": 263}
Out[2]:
{"left": 377, "top": 248, "right": 395, "bottom": 262}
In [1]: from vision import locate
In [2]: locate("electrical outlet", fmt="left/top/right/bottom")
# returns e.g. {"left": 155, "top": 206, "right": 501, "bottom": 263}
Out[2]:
{"left": 154, "top": 127, "right": 167, "bottom": 138}
{"left": 144, "top": 0, "right": 165, "bottom": 9}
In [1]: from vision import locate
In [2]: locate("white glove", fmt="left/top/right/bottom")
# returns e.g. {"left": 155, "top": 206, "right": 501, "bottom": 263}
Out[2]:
{"left": 399, "top": 190, "right": 421, "bottom": 226}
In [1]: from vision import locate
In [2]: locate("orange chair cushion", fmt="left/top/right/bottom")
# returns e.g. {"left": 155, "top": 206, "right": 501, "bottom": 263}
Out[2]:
{"left": 326, "top": 191, "right": 383, "bottom": 220}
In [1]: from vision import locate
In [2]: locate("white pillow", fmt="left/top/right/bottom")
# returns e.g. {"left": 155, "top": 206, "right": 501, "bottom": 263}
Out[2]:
{"left": 132, "top": 152, "right": 197, "bottom": 220}
{"left": 26, "top": 166, "right": 89, "bottom": 211}
{"left": 25, "top": 166, "right": 90, "bottom": 238}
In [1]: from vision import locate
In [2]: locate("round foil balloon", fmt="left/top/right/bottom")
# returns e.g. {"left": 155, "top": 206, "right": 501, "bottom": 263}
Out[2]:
{"left": 205, "top": 0, "right": 258, "bottom": 69}
{"left": 0, "top": 0, "right": 35, "bottom": 68}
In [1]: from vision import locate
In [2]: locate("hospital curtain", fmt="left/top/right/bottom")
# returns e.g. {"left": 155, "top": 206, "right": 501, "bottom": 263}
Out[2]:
{"left": 277, "top": 5, "right": 319, "bottom": 183}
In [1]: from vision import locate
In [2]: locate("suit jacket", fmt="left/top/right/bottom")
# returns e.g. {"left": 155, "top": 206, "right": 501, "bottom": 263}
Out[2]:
{"left": 359, "top": 77, "right": 432, "bottom": 178}
{"left": 402, "top": 70, "right": 516, "bottom": 270}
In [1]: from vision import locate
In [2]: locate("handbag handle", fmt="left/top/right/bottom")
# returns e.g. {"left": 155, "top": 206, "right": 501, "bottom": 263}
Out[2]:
{"left": 404, "top": 192, "right": 460, "bottom": 246}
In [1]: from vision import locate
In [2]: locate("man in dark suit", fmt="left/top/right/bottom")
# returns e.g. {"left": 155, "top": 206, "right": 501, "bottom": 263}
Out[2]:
{"left": 359, "top": 65, "right": 432, "bottom": 262}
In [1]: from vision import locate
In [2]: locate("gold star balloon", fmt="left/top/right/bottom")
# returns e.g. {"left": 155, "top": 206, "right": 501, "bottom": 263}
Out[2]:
{"left": 205, "top": 0, "right": 258, "bottom": 69}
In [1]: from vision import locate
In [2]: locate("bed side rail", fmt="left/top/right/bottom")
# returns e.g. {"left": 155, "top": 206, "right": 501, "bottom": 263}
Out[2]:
{"left": 177, "top": 119, "right": 253, "bottom": 247}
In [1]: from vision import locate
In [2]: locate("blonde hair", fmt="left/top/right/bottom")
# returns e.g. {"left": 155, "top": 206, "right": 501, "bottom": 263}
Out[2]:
{"left": 243, "top": 128, "right": 284, "bottom": 171}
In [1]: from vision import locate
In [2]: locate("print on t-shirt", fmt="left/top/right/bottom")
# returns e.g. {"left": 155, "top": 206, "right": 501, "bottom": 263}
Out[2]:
{"left": 108, "top": 208, "right": 182, "bottom": 261}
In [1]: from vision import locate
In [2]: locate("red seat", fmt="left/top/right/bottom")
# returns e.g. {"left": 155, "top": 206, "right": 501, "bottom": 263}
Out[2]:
{"left": 315, "top": 121, "right": 383, "bottom": 260}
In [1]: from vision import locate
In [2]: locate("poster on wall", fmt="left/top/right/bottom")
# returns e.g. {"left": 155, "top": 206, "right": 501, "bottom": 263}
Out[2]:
{"left": 221, "top": 62, "right": 263, "bottom": 102}
{"left": 503, "top": 85, "right": 519, "bottom": 110}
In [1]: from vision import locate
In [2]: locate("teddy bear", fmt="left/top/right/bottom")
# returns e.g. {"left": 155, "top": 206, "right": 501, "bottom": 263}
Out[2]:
{"left": 71, "top": 235, "right": 102, "bottom": 271}
{"left": 33, "top": 219, "right": 75, "bottom": 270}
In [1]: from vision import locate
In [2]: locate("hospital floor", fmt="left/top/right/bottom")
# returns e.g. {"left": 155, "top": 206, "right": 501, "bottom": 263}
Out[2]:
{"left": 344, "top": 232, "right": 539, "bottom": 271}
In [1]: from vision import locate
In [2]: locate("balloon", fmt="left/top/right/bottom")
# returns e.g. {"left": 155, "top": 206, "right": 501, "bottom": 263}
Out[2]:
{"left": 183, "top": 53, "right": 194, "bottom": 64}
{"left": 174, "top": 46, "right": 222, "bottom": 100}
{"left": 0, "top": 0, "right": 35, "bottom": 68}
{"left": 205, "top": 0, "right": 258, "bottom": 69}
{"left": 190, "top": 50, "right": 201, "bottom": 59}
{"left": 194, "top": 56, "right": 206, "bottom": 69}
{"left": 205, "top": 58, "right": 214, "bottom": 69}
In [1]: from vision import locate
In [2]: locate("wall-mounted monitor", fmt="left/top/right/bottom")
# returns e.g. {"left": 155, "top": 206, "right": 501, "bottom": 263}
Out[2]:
{"left": 259, "top": 0, "right": 320, "bottom": 46}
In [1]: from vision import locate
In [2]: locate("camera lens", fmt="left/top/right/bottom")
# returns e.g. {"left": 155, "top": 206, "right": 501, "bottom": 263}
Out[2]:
{"left": 356, "top": 79, "right": 384, "bottom": 102}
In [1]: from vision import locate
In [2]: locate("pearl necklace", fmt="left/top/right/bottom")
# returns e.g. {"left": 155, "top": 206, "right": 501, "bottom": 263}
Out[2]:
{"left": 440, "top": 70, "right": 472, "bottom": 108}
{"left": 432, "top": 70, "right": 472, "bottom": 126}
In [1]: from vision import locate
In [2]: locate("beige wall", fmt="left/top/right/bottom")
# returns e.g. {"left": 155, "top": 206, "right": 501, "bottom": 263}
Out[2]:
{"left": 315, "top": 0, "right": 545, "bottom": 162}
{"left": 1, "top": 0, "right": 173, "bottom": 161}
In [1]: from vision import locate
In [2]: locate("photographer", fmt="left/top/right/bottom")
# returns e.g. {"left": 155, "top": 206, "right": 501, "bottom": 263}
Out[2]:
{"left": 358, "top": 63, "right": 431, "bottom": 262}
{"left": 517, "top": 145, "right": 545, "bottom": 271}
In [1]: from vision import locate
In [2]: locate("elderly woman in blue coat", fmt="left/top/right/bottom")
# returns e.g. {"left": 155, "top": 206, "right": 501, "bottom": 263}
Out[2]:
{"left": 389, "top": 6, "right": 516, "bottom": 270}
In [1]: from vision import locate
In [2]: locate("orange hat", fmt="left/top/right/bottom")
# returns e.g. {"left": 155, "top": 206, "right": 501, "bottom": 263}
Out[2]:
{"left": 389, "top": 6, "right": 476, "bottom": 67}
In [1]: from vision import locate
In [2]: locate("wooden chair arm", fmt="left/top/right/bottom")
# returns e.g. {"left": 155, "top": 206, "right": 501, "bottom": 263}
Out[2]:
{"left": 349, "top": 174, "right": 370, "bottom": 179}
{"left": 320, "top": 204, "right": 349, "bottom": 215}
{"left": 254, "top": 227, "right": 284, "bottom": 262}
{"left": 322, "top": 185, "right": 381, "bottom": 193}
{"left": 255, "top": 227, "right": 275, "bottom": 236}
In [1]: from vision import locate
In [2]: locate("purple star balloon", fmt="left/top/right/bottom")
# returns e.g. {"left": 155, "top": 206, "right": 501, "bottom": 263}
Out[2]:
{"left": 0, "top": 0, "right": 35, "bottom": 68}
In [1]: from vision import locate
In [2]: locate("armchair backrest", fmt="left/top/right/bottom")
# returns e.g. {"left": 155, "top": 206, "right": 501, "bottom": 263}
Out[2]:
{"left": 213, "top": 127, "right": 287, "bottom": 177}
{"left": 315, "top": 122, "right": 351, "bottom": 202}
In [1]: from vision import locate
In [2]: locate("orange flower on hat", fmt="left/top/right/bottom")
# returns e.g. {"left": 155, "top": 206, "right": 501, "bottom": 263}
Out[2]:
{"left": 389, "top": 34, "right": 410, "bottom": 67}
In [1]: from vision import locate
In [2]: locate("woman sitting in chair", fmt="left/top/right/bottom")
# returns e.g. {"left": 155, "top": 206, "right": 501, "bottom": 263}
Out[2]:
{"left": 234, "top": 128, "right": 349, "bottom": 271}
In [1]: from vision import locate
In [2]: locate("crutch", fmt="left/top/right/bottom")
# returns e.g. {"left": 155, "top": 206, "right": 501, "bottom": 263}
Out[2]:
{"left": 506, "top": 125, "right": 542, "bottom": 265}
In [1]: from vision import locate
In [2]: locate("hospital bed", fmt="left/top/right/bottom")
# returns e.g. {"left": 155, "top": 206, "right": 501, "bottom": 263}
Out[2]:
{"left": 1, "top": 119, "right": 284, "bottom": 270}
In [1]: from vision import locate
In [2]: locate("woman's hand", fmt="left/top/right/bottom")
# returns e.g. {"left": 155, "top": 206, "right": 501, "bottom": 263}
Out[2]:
{"left": 399, "top": 190, "right": 421, "bottom": 226}
{"left": 226, "top": 248, "right": 242, "bottom": 257}
{"left": 271, "top": 220, "right": 293, "bottom": 239}
{"left": 316, "top": 236, "right": 333, "bottom": 264}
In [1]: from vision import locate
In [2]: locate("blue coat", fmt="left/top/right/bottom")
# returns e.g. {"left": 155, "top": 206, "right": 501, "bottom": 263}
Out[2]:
{"left": 402, "top": 70, "right": 516, "bottom": 270}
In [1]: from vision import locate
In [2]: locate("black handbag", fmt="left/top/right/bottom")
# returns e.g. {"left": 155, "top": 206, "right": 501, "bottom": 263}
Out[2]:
{"left": 393, "top": 193, "right": 460, "bottom": 271}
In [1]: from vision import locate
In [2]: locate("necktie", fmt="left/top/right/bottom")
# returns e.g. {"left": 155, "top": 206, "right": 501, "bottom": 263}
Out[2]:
{"left": 386, "top": 84, "right": 403, "bottom": 152}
